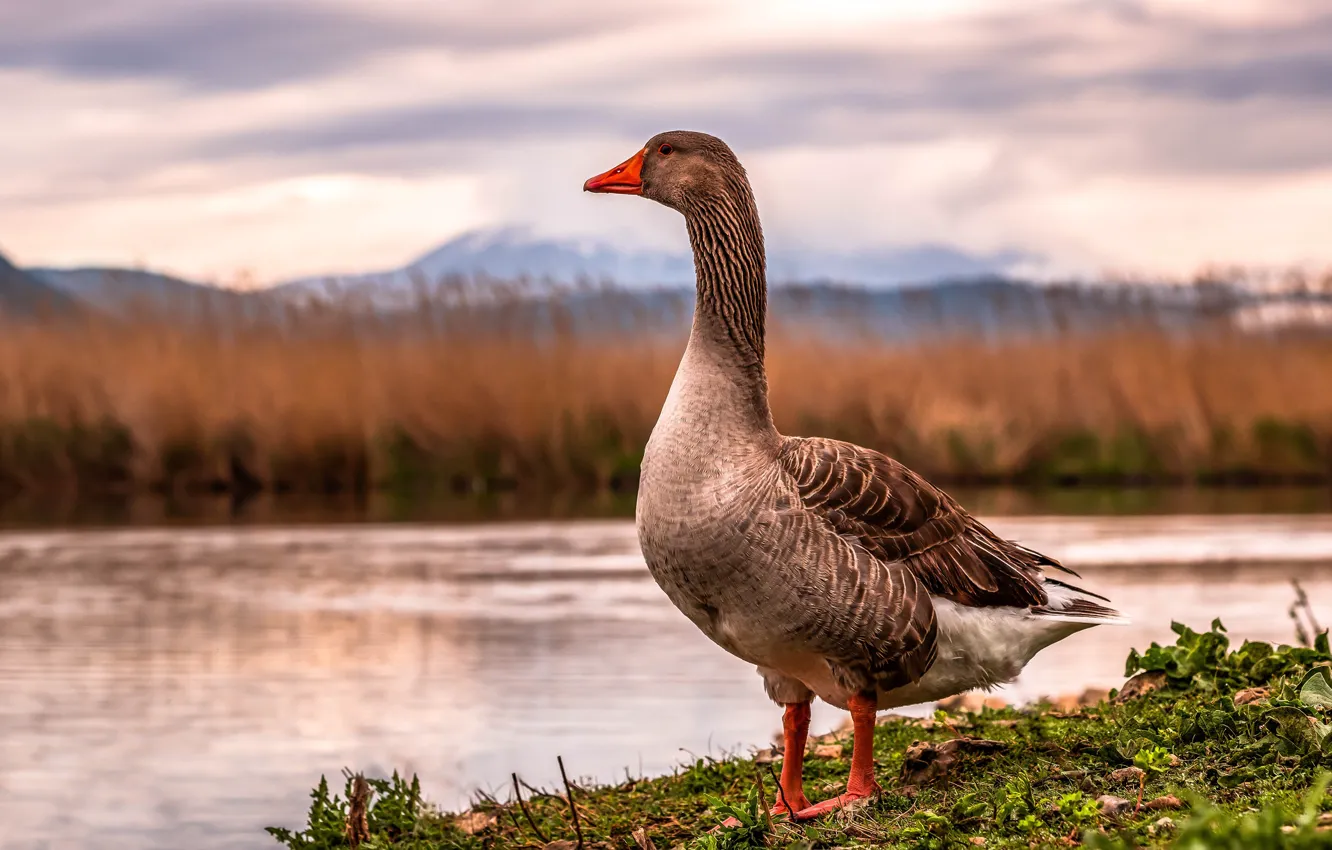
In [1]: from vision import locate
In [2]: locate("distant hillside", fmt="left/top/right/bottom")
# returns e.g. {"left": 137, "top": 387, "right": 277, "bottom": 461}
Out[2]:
{"left": 0, "top": 250, "right": 79, "bottom": 316}
{"left": 32, "top": 262, "right": 1314, "bottom": 342}
{"left": 272, "top": 227, "right": 1036, "bottom": 301}
{"left": 346, "top": 277, "right": 1232, "bottom": 343}
{"left": 32, "top": 267, "right": 255, "bottom": 316}
{"left": 21, "top": 234, "right": 1328, "bottom": 338}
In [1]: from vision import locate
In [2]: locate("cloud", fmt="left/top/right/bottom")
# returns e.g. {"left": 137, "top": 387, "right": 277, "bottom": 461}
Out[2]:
{"left": 176, "top": 0, "right": 1332, "bottom": 179}
{"left": 197, "top": 104, "right": 620, "bottom": 160}
{"left": 3, "top": 0, "right": 1332, "bottom": 280}
{"left": 0, "top": 0, "right": 656, "bottom": 91}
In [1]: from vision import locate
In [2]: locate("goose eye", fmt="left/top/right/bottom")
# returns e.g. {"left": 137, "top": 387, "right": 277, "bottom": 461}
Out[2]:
{"left": 658, "top": 143, "right": 673, "bottom": 156}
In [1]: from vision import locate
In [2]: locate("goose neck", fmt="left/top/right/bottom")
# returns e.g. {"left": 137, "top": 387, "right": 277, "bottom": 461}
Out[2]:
{"left": 680, "top": 185, "right": 773, "bottom": 433}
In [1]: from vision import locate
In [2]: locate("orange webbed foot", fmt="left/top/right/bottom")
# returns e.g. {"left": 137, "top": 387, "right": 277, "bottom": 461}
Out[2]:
{"left": 793, "top": 692, "right": 882, "bottom": 819}
{"left": 791, "top": 781, "right": 880, "bottom": 819}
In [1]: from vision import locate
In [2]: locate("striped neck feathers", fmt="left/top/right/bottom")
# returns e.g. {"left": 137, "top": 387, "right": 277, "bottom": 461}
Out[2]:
{"left": 679, "top": 175, "right": 773, "bottom": 434}
{"left": 682, "top": 177, "right": 768, "bottom": 372}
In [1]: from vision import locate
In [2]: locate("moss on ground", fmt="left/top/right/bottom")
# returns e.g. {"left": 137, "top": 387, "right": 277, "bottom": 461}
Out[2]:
{"left": 270, "top": 622, "right": 1332, "bottom": 848}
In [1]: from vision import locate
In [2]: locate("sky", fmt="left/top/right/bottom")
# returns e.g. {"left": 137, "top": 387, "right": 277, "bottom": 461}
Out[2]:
{"left": 3, "top": 0, "right": 1332, "bottom": 285}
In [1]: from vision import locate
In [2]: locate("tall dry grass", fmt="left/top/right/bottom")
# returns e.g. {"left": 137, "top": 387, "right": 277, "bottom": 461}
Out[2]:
{"left": 1, "top": 284, "right": 1331, "bottom": 495}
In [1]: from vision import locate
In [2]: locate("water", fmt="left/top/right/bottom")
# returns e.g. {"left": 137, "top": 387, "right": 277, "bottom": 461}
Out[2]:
{"left": 2, "top": 484, "right": 1330, "bottom": 530}
{"left": 4, "top": 514, "right": 1332, "bottom": 849}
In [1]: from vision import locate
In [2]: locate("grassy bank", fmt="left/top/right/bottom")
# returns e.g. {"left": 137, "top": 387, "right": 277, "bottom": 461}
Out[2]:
{"left": 2, "top": 285, "right": 1332, "bottom": 496}
{"left": 270, "top": 621, "right": 1332, "bottom": 848}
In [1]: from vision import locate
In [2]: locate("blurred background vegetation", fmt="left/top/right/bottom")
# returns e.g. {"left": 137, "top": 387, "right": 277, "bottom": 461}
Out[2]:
{"left": 3, "top": 266, "right": 1332, "bottom": 506}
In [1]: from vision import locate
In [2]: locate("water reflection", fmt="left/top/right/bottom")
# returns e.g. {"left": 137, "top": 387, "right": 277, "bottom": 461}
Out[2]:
{"left": 2, "top": 485, "right": 1331, "bottom": 530}
{"left": 2, "top": 516, "right": 1332, "bottom": 849}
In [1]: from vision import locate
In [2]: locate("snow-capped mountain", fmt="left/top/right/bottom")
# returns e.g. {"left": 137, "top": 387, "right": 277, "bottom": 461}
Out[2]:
{"left": 273, "top": 227, "right": 1036, "bottom": 297}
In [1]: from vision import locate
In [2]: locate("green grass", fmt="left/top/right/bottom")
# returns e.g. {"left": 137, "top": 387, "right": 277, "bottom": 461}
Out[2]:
{"left": 272, "top": 621, "right": 1332, "bottom": 848}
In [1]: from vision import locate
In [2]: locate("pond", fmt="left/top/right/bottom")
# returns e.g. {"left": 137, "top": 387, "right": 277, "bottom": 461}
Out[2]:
{"left": 3, "top": 513, "right": 1332, "bottom": 849}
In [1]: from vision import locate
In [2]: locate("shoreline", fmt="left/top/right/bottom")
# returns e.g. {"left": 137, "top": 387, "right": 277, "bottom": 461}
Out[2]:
{"left": 269, "top": 622, "right": 1332, "bottom": 849}
{"left": 2, "top": 484, "right": 1331, "bottom": 532}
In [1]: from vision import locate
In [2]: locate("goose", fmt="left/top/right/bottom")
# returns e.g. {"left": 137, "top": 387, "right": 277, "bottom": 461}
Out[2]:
{"left": 584, "top": 131, "right": 1124, "bottom": 820}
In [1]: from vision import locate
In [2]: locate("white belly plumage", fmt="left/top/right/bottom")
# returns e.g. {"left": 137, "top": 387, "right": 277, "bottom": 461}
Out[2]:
{"left": 769, "top": 589, "right": 1113, "bottom": 711}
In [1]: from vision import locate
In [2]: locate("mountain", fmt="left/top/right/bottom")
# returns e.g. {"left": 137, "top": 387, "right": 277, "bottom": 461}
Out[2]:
{"left": 29, "top": 231, "right": 1321, "bottom": 339}
{"left": 547, "top": 277, "right": 1226, "bottom": 340}
{"left": 31, "top": 267, "right": 255, "bottom": 316}
{"left": 407, "top": 227, "right": 696, "bottom": 287}
{"left": 0, "top": 249, "right": 79, "bottom": 316}
{"left": 272, "top": 227, "right": 1037, "bottom": 300}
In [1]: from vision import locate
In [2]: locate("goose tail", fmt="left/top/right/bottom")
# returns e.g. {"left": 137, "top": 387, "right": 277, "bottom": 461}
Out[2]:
{"left": 1029, "top": 577, "right": 1130, "bottom": 626}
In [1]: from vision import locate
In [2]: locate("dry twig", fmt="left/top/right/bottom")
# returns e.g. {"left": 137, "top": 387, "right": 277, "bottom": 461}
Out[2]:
{"left": 751, "top": 764, "right": 774, "bottom": 832}
{"left": 557, "top": 756, "right": 585, "bottom": 849}
{"left": 345, "top": 772, "right": 371, "bottom": 849}
{"left": 766, "top": 763, "right": 794, "bottom": 818}
{"left": 512, "top": 772, "right": 550, "bottom": 843}
{"left": 1290, "top": 579, "right": 1324, "bottom": 647}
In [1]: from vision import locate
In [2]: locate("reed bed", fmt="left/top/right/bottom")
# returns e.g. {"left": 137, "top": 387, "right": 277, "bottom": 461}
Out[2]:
{"left": 1, "top": 282, "right": 1330, "bottom": 496}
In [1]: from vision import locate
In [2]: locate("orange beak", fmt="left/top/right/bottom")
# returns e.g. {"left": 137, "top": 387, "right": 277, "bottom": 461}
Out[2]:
{"left": 583, "top": 149, "right": 645, "bottom": 194}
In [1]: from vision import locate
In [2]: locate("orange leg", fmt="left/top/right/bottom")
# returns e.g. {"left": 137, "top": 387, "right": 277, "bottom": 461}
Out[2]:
{"left": 794, "top": 693, "right": 881, "bottom": 819}
{"left": 721, "top": 701, "right": 812, "bottom": 829}
{"left": 773, "top": 701, "right": 813, "bottom": 814}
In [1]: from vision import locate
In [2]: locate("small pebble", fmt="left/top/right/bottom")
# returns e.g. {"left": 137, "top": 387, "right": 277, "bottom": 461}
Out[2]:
{"left": 1107, "top": 766, "right": 1145, "bottom": 785}
{"left": 1145, "top": 795, "right": 1184, "bottom": 811}
{"left": 1235, "top": 687, "right": 1270, "bottom": 705}
{"left": 1115, "top": 670, "right": 1168, "bottom": 702}
{"left": 1148, "top": 816, "right": 1176, "bottom": 836}
{"left": 811, "top": 744, "right": 844, "bottom": 759}
{"left": 1097, "top": 795, "right": 1134, "bottom": 818}
{"left": 937, "top": 693, "right": 1010, "bottom": 713}
{"left": 454, "top": 811, "right": 497, "bottom": 835}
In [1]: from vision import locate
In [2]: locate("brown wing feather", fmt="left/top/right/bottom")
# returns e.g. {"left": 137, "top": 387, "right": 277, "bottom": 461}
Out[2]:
{"left": 800, "top": 538, "right": 940, "bottom": 693}
{"left": 780, "top": 436, "right": 1076, "bottom": 608}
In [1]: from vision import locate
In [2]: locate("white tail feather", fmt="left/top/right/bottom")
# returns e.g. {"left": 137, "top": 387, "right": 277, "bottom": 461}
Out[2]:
{"left": 1033, "top": 578, "right": 1129, "bottom": 625}
{"left": 1032, "top": 610, "right": 1131, "bottom": 626}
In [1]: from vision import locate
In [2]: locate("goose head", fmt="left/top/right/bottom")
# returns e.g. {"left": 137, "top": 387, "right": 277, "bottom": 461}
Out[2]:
{"left": 583, "top": 130, "right": 747, "bottom": 213}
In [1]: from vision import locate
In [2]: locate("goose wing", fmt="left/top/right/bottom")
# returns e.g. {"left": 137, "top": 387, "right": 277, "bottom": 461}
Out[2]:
{"left": 779, "top": 436, "right": 1079, "bottom": 609}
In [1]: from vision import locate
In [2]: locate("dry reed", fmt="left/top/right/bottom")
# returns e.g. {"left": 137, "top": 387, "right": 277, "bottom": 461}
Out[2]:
{"left": 1, "top": 284, "right": 1330, "bottom": 496}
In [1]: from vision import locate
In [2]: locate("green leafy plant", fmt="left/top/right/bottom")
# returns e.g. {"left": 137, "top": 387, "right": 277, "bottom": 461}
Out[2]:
{"left": 694, "top": 785, "right": 770, "bottom": 849}
{"left": 1299, "top": 667, "right": 1332, "bottom": 709}
{"left": 266, "top": 776, "right": 346, "bottom": 849}
{"left": 1058, "top": 791, "right": 1102, "bottom": 830}
{"left": 900, "top": 809, "right": 952, "bottom": 850}
{"left": 1088, "top": 773, "right": 1332, "bottom": 849}
{"left": 950, "top": 791, "right": 988, "bottom": 826}
{"left": 994, "top": 778, "right": 1035, "bottom": 828}
{"left": 1016, "top": 813, "right": 1042, "bottom": 836}
{"left": 267, "top": 772, "right": 445, "bottom": 850}
{"left": 1126, "top": 620, "right": 1332, "bottom": 693}
{"left": 1133, "top": 745, "right": 1173, "bottom": 809}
